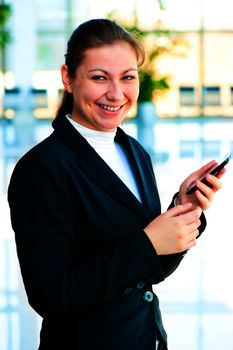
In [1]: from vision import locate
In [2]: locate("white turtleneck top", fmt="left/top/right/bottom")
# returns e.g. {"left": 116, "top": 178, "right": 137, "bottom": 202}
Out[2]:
{"left": 66, "top": 115, "right": 141, "bottom": 202}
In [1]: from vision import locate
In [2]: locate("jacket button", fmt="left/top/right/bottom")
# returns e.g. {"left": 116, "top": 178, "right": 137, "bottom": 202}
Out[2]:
{"left": 143, "top": 291, "right": 154, "bottom": 303}
{"left": 136, "top": 281, "right": 145, "bottom": 290}
{"left": 123, "top": 287, "right": 133, "bottom": 295}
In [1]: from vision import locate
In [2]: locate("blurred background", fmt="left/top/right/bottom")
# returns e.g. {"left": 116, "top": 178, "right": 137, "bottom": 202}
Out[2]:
{"left": 0, "top": 0, "right": 233, "bottom": 349}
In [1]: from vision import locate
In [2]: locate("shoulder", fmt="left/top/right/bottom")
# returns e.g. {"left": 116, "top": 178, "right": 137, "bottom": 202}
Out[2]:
{"left": 10, "top": 131, "right": 76, "bottom": 187}
{"left": 17, "top": 131, "right": 73, "bottom": 166}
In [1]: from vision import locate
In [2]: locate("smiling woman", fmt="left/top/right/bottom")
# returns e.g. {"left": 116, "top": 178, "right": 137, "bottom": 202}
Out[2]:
{"left": 7, "top": 18, "right": 226, "bottom": 350}
{"left": 61, "top": 41, "right": 140, "bottom": 131}
{"left": 57, "top": 18, "right": 145, "bottom": 131}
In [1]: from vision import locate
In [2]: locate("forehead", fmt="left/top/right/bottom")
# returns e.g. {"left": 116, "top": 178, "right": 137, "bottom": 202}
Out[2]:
{"left": 81, "top": 41, "right": 138, "bottom": 69}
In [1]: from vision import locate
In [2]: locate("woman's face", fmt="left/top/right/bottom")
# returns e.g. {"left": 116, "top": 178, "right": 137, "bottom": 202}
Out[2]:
{"left": 62, "top": 41, "right": 139, "bottom": 132}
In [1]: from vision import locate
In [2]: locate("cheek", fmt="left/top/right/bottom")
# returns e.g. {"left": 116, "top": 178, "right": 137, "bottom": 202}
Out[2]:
{"left": 127, "top": 84, "right": 139, "bottom": 102}
{"left": 83, "top": 85, "right": 107, "bottom": 102}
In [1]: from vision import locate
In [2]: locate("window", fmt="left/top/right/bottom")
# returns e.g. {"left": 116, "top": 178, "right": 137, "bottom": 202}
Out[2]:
{"left": 36, "top": 35, "right": 66, "bottom": 70}
{"left": 203, "top": 86, "right": 221, "bottom": 106}
{"left": 179, "top": 86, "right": 196, "bottom": 106}
{"left": 230, "top": 87, "right": 233, "bottom": 105}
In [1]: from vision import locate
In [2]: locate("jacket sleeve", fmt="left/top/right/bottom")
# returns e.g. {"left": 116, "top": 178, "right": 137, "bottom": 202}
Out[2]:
{"left": 158, "top": 193, "right": 207, "bottom": 278}
{"left": 8, "top": 157, "right": 165, "bottom": 318}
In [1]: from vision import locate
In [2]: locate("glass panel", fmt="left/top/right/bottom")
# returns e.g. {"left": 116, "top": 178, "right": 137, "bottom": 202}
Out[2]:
{"left": 204, "top": 33, "right": 233, "bottom": 86}
{"left": 203, "top": 86, "right": 221, "bottom": 106}
{"left": 179, "top": 87, "right": 196, "bottom": 106}
{"left": 36, "top": 35, "right": 66, "bottom": 70}
{"left": 163, "top": 0, "right": 201, "bottom": 30}
{"left": 203, "top": 0, "right": 233, "bottom": 30}
{"left": 35, "top": 0, "right": 67, "bottom": 30}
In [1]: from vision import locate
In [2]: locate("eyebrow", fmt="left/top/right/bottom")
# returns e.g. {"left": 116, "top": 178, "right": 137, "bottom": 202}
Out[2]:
{"left": 87, "top": 68, "right": 138, "bottom": 74}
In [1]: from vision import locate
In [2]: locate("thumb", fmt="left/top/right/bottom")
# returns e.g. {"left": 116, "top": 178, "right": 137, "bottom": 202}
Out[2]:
{"left": 166, "top": 202, "right": 193, "bottom": 218}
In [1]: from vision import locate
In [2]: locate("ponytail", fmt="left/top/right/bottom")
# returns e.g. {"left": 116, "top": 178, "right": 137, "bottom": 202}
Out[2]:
{"left": 55, "top": 91, "right": 73, "bottom": 119}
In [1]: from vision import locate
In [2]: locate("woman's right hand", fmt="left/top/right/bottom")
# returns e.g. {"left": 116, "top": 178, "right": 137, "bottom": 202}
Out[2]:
{"left": 144, "top": 203, "right": 202, "bottom": 255}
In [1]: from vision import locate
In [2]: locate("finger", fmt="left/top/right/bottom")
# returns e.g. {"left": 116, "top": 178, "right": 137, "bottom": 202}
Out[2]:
{"left": 180, "top": 207, "right": 202, "bottom": 224}
{"left": 187, "top": 220, "right": 201, "bottom": 233}
{"left": 187, "top": 228, "right": 200, "bottom": 241}
{"left": 205, "top": 174, "right": 222, "bottom": 192}
{"left": 195, "top": 179, "right": 214, "bottom": 198}
{"left": 196, "top": 173, "right": 222, "bottom": 197}
{"left": 165, "top": 203, "right": 193, "bottom": 218}
{"left": 193, "top": 160, "right": 217, "bottom": 178}
{"left": 215, "top": 167, "right": 227, "bottom": 179}
{"left": 183, "top": 160, "right": 218, "bottom": 191}
{"left": 194, "top": 189, "right": 210, "bottom": 210}
{"left": 185, "top": 237, "right": 197, "bottom": 250}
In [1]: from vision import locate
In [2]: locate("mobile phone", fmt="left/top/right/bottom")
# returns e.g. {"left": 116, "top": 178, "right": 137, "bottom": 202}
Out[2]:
{"left": 186, "top": 153, "right": 231, "bottom": 195}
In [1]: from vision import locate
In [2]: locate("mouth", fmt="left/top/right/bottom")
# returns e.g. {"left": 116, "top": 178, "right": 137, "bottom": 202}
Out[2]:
{"left": 98, "top": 104, "right": 123, "bottom": 112}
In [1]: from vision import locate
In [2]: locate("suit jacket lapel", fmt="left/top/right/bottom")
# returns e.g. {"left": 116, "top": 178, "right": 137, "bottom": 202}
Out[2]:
{"left": 52, "top": 117, "right": 156, "bottom": 220}
{"left": 115, "top": 128, "right": 161, "bottom": 217}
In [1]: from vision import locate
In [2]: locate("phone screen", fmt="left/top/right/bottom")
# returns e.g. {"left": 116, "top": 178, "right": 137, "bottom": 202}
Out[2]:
{"left": 186, "top": 153, "right": 231, "bottom": 195}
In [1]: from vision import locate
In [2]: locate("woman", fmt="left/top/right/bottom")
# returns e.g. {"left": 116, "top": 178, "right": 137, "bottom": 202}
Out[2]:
{"left": 8, "top": 19, "right": 225, "bottom": 350}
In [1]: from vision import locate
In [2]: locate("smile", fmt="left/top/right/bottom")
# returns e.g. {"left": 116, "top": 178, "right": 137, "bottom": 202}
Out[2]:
{"left": 99, "top": 104, "right": 122, "bottom": 112}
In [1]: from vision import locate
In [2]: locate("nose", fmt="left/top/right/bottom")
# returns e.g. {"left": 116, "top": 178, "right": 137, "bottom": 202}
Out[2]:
{"left": 106, "top": 81, "right": 124, "bottom": 101}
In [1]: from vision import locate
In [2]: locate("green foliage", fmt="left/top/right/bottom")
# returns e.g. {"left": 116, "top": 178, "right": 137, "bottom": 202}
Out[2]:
{"left": 0, "top": 29, "right": 11, "bottom": 49}
{"left": 0, "top": 4, "right": 12, "bottom": 24}
{"left": 139, "top": 70, "right": 169, "bottom": 102}
{"left": 0, "top": 4, "right": 12, "bottom": 49}
{"left": 107, "top": 11, "right": 188, "bottom": 102}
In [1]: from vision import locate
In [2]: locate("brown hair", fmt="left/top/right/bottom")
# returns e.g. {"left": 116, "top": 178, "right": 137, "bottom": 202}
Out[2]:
{"left": 56, "top": 18, "right": 145, "bottom": 119}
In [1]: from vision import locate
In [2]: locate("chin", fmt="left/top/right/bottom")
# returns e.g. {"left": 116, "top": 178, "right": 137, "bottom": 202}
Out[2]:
{"left": 99, "top": 125, "right": 117, "bottom": 132}
{"left": 97, "top": 117, "right": 124, "bottom": 131}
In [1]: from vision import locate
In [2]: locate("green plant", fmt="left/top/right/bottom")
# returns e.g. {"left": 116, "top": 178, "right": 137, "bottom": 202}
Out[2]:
{"left": 138, "top": 56, "right": 170, "bottom": 102}
{"left": 0, "top": 3, "right": 12, "bottom": 50}
{"left": 0, "top": 2, "right": 12, "bottom": 82}
{"left": 0, "top": 3, "right": 12, "bottom": 115}
{"left": 137, "top": 25, "right": 176, "bottom": 102}
{"left": 108, "top": 12, "right": 188, "bottom": 102}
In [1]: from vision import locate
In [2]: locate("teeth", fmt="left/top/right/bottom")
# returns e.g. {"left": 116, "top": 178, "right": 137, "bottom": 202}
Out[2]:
{"left": 100, "top": 104, "right": 121, "bottom": 112}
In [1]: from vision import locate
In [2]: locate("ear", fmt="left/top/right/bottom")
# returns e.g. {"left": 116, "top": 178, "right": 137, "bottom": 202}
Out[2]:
{"left": 61, "top": 64, "right": 73, "bottom": 93}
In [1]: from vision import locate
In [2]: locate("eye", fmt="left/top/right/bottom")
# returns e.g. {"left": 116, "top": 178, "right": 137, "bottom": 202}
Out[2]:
{"left": 91, "top": 75, "right": 106, "bottom": 81}
{"left": 122, "top": 75, "right": 136, "bottom": 81}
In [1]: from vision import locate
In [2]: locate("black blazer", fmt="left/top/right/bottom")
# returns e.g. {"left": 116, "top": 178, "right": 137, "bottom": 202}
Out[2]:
{"left": 8, "top": 116, "right": 206, "bottom": 350}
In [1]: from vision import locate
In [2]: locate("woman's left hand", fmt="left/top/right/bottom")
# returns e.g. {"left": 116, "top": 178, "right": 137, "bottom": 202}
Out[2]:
{"left": 176, "top": 160, "right": 226, "bottom": 211}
